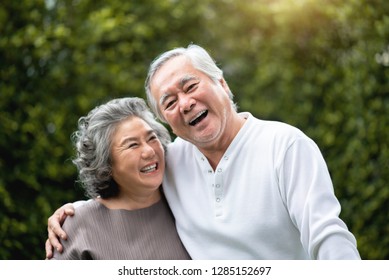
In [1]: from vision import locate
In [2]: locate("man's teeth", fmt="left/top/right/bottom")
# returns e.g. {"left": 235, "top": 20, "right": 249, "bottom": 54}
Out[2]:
{"left": 141, "top": 164, "right": 157, "bottom": 173}
{"left": 189, "top": 110, "right": 207, "bottom": 126}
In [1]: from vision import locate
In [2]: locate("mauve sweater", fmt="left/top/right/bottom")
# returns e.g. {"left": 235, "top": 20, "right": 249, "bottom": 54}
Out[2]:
{"left": 51, "top": 196, "right": 190, "bottom": 260}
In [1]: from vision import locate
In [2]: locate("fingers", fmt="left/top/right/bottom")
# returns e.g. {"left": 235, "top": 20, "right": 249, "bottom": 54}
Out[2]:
{"left": 48, "top": 209, "right": 67, "bottom": 240}
{"left": 47, "top": 203, "right": 74, "bottom": 239}
{"left": 48, "top": 228, "right": 63, "bottom": 253}
{"left": 45, "top": 239, "right": 53, "bottom": 259}
{"left": 45, "top": 203, "right": 75, "bottom": 258}
{"left": 61, "top": 203, "right": 75, "bottom": 219}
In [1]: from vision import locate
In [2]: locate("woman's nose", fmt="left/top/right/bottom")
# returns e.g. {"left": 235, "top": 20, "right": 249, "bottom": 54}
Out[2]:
{"left": 142, "top": 144, "right": 156, "bottom": 158}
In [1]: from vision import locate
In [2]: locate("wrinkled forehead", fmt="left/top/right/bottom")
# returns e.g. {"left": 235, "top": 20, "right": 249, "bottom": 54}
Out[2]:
{"left": 152, "top": 56, "right": 192, "bottom": 85}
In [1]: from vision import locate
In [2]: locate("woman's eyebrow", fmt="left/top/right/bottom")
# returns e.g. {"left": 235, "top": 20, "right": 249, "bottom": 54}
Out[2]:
{"left": 119, "top": 129, "right": 155, "bottom": 147}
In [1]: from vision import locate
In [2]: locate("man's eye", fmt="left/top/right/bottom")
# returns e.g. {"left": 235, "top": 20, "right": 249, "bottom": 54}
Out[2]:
{"left": 128, "top": 143, "right": 138, "bottom": 148}
{"left": 165, "top": 100, "right": 176, "bottom": 110}
{"left": 186, "top": 82, "right": 198, "bottom": 92}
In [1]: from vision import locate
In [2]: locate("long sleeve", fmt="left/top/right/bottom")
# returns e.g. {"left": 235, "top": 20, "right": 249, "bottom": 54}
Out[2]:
{"left": 279, "top": 136, "right": 360, "bottom": 259}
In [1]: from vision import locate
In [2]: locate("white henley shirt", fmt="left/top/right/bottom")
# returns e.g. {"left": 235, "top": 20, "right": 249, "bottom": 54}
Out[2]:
{"left": 163, "top": 112, "right": 360, "bottom": 259}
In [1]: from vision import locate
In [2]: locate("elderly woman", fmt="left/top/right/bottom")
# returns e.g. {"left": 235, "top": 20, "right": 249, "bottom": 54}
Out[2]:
{"left": 51, "top": 97, "right": 190, "bottom": 259}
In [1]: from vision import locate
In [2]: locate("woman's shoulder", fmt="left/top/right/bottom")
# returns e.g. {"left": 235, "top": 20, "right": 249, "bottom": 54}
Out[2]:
{"left": 62, "top": 200, "right": 102, "bottom": 231}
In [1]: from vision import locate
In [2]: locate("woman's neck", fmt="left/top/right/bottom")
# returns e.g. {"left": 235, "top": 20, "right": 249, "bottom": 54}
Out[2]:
{"left": 98, "top": 189, "right": 161, "bottom": 210}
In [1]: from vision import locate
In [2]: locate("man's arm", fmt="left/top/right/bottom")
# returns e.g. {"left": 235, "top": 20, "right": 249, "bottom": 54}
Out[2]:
{"left": 280, "top": 137, "right": 360, "bottom": 259}
{"left": 45, "top": 201, "right": 88, "bottom": 259}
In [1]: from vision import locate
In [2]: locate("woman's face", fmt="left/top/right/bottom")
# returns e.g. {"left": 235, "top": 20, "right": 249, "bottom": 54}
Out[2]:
{"left": 110, "top": 116, "right": 165, "bottom": 194}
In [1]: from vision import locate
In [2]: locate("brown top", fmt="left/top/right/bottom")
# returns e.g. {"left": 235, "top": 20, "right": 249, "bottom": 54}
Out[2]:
{"left": 52, "top": 196, "right": 191, "bottom": 260}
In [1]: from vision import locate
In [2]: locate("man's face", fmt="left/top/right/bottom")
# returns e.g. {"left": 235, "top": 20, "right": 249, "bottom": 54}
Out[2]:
{"left": 150, "top": 56, "right": 232, "bottom": 148}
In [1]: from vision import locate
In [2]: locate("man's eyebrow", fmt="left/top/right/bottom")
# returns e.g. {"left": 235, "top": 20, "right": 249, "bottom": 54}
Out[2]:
{"left": 179, "top": 74, "right": 197, "bottom": 87}
{"left": 159, "top": 92, "right": 171, "bottom": 107}
{"left": 159, "top": 75, "right": 199, "bottom": 106}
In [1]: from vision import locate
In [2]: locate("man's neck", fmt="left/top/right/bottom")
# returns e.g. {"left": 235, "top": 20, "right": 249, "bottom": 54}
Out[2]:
{"left": 199, "top": 113, "right": 246, "bottom": 170}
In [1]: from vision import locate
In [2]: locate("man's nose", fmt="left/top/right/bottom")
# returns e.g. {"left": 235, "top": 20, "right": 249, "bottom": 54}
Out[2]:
{"left": 179, "top": 94, "right": 195, "bottom": 114}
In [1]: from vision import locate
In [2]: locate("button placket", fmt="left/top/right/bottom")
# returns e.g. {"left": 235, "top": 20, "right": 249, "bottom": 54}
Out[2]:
{"left": 214, "top": 166, "right": 224, "bottom": 216}
{"left": 200, "top": 155, "right": 217, "bottom": 213}
{"left": 199, "top": 152, "right": 230, "bottom": 217}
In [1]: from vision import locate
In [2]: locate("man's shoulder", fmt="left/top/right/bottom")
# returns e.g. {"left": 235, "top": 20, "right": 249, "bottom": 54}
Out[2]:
{"left": 253, "top": 117, "right": 306, "bottom": 138}
{"left": 243, "top": 115, "right": 310, "bottom": 151}
{"left": 165, "top": 137, "right": 196, "bottom": 168}
{"left": 167, "top": 137, "right": 193, "bottom": 153}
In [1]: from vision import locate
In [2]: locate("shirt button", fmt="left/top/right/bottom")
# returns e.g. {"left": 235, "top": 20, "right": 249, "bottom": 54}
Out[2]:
{"left": 216, "top": 198, "right": 221, "bottom": 202}
{"left": 208, "top": 170, "right": 213, "bottom": 173}
{"left": 224, "top": 156, "right": 229, "bottom": 160}
{"left": 217, "top": 168, "right": 222, "bottom": 173}
{"left": 216, "top": 184, "right": 220, "bottom": 188}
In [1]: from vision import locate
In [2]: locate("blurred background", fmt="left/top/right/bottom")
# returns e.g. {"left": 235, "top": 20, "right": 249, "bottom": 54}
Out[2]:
{"left": 0, "top": 0, "right": 388, "bottom": 259}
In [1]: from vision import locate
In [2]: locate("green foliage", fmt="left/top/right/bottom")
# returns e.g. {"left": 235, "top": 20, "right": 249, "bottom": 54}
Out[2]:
{"left": 1, "top": 0, "right": 388, "bottom": 259}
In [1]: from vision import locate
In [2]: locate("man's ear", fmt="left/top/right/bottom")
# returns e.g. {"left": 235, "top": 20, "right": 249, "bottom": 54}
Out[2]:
{"left": 219, "top": 78, "right": 231, "bottom": 94}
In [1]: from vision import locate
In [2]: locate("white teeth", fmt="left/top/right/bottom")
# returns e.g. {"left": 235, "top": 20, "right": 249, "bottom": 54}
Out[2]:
{"left": 141, "top": 164, "right": 157, "bottom": 173}
{"left": 189, "top": 110, "right": 207, "bottom": 124}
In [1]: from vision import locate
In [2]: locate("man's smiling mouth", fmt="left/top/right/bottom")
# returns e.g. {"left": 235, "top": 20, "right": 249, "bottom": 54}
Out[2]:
{"left": 189, "top": 110, "right": 208, "bottom": 126}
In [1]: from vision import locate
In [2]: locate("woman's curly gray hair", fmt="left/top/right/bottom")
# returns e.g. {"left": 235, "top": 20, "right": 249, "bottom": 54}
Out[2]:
{"left": 71, "top": 97, "right": 171, "bottom": 199}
